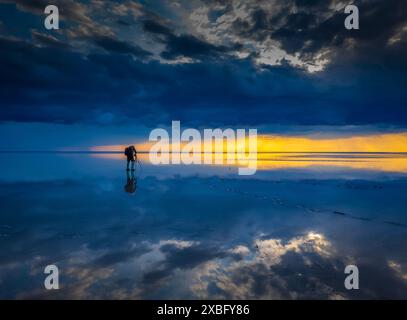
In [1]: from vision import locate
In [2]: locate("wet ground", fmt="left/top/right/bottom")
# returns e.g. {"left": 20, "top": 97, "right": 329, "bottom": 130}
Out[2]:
{"left": 0, "top": 153, "right": 407, "bottom": 299}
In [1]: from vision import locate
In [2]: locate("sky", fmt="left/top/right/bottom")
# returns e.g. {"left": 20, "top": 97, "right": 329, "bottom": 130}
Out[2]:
{"left": 0, "top": 0, "right": 406, "bottom": 150}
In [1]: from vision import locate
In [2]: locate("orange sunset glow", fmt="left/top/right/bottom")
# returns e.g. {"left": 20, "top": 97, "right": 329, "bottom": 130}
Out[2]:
{"left": 89, "top": 132, "right": 407, "bottom": 173}
{"left": 91, "top": 132, "right": 407, "bottom": 153}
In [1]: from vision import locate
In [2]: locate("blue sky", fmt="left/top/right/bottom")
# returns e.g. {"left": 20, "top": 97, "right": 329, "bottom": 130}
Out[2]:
{"left": 0, "top": 0, "right": 406, "bottom": 149}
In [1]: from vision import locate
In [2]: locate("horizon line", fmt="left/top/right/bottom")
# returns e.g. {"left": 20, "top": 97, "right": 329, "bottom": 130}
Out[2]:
{"left": 1, "top": 150, "right": 407, "bottom": 154}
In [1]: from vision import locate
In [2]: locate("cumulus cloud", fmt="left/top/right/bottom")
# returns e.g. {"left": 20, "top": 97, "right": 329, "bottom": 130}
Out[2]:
{"left": 185, "top": 0, "right": 407, "bottom": 69}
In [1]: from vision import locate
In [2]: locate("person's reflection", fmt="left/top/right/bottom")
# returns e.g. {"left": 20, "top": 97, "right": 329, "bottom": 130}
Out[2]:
{"left": 124, "top": 170, "right": 137, "bottom": 194}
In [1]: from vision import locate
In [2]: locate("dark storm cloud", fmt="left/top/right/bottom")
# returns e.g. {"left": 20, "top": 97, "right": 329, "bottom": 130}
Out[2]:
{"left": 226, "top": 0, "right": 407, "bottom": 65}
{"left": 92, "top": 247, "right": 150, "bottom": 268}
{"left": 92, "top": 35, "right": 152, "bottom": 58}
{"left": 0, "top": 35, "right": 165, "bottom": 124}
{"left": 143, "top": 19, "right": 172, "bottom": 36}
{"left": 269, "top": 0, "right": 407, "bottom": 57}
{"left": 160, "top": 33, "right": 230, "bottom": 60}
{"left": 1, "top": 31, "right": 406, "bottom": 127}
{"left": 0, "top": 0, "right": 406, "bottom": 128}
{"left": 143, "top": 19, "right": 233, "bottom": 60}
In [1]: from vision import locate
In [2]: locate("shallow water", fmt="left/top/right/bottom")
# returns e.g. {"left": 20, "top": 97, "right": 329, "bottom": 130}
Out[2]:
{"left": 0, "top": 153, "right": 407, "bottom": 299}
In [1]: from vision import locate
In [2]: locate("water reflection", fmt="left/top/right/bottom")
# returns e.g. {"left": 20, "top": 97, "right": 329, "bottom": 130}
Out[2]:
{"left": 124, "top": 171, "right": 137, "bottom": 194}
{"left": 92, "top": 152, "right": 407, "bottom": 173}
{"left": 0, "top": 153, "right": 407, "bottom": 299}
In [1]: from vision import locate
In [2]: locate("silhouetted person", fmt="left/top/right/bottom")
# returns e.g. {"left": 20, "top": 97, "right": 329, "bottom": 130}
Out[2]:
{"left": 124, "top": 145, "right": 137, "bottom": 171}
{"left": 124, "top": 170, "right": 137, "bottom": 194}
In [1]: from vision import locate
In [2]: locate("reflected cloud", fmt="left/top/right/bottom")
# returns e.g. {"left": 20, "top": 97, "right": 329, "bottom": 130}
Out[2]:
{"left": 8, "top": 230, "right": 407, "bottom": 299}
{"left": 254, "top": 232, "right": 333, "bottom": 265}
{"left": 1, "top": 156, "right": 407, "bottom": 299}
